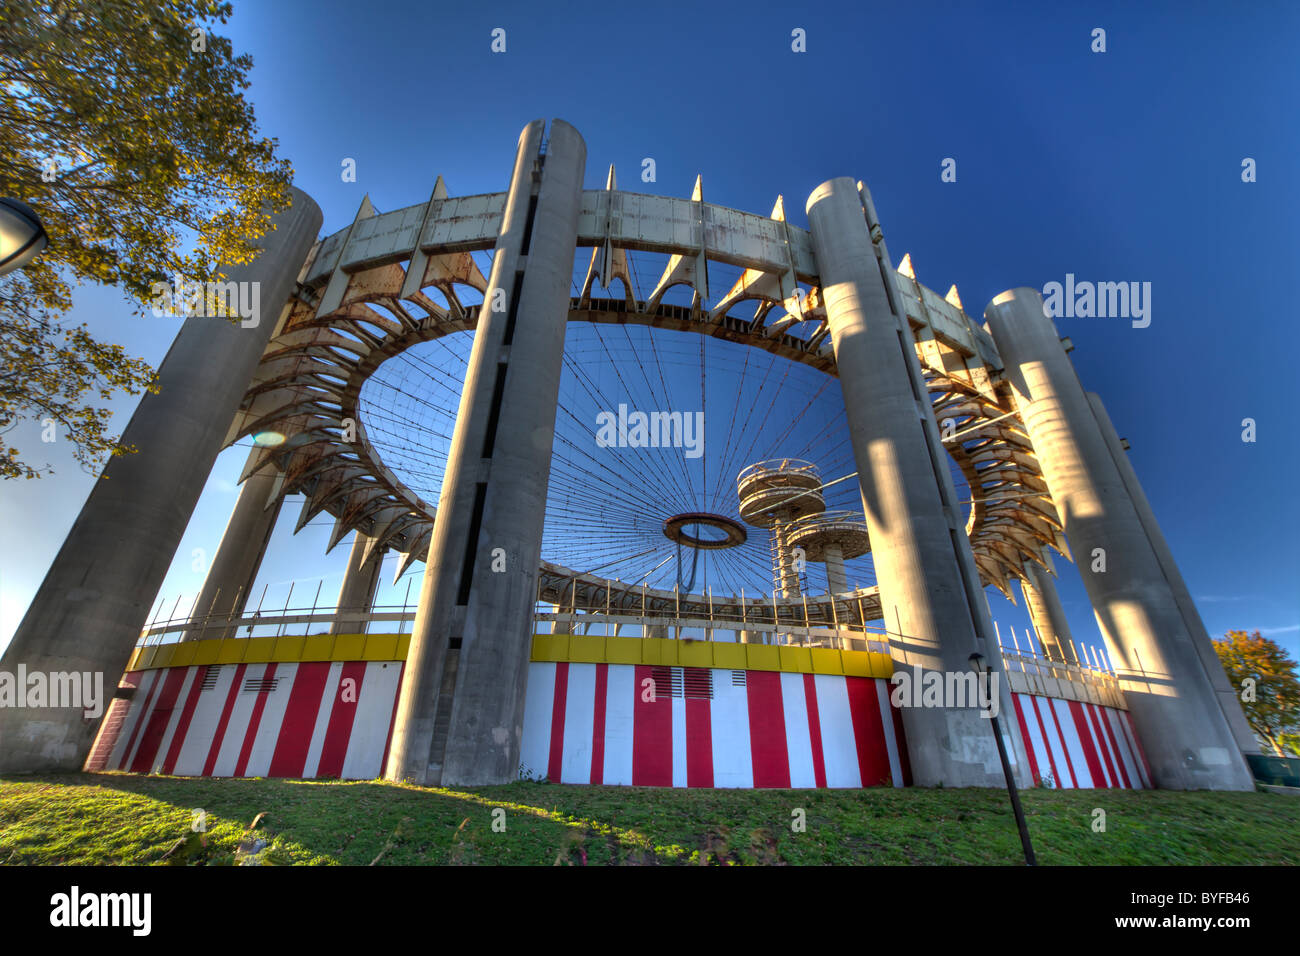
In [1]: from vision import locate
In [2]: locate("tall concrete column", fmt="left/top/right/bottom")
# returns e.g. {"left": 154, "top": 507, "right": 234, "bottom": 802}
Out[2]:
{"left": 385, "top": 120, "right": 585, "bottom": 786}
{"left": 0, "top": 187, "right": 321, "bottom": 773}
{"left": 984, "top": 287, "right": 1254, "bottom": 789}
{"left": 1020, "top": 561, "right": 1075, "bottom": 663}
{"left": 805, "top": 178, "right": 1029, "bottom": 787}
{"left": 182, "top": 452, "right": 284, "bottom": 641}
{"left": 824, "top": 544, "right": 848, "bottom": 595}
{"left": 331, "top": 532, "right": 384, "bottom": 635}
{"left": 771, "top": 517, "right": 802, "bottom": 599}
{"left": 1086, "top": 392, "right": 1260, "bottom": 755}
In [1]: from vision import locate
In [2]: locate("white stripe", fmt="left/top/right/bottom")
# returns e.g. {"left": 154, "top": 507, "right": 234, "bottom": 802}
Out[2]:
{"left": 1014, "top": 694, "right": 1054, "bottom": 788}
{"left": 1083, "top": 704, "right": 1117, "bottom": 788}
{"left": 172, "top": 664, "right": 237, "bottom": 776}
{"left": 780, "top": 672, "right": 817, "bottom": 788}
{"left": 1033, "top": 696, "right": 1076, "bottom": 788}
{"left": 302, "top": 663, "right": 344, "bottom": 779}
{"left": 211, "top": 663, "right": 268, "bottom": 777}
{"left": 1050, "top": 698, "right": 1094, "bottom": 787}
{"left": 815, "top": 675, "right": 861, "bottom": 788}
{"left": 340, "top": 661, "right": 402, "bottom": 779}
{"left": 241, "top": 662, "right": 298, "bottom": 777}
{"left": 149, "top": 667, "right": 199, "bottom": 773}
{"left": 111, "top": 669, "right": 160, "bottom": 770}
{"left": 602, "top": 665, "right": 635, "bottom": 785}
{"left": 1106, "top": 707, "right": 1140, "bottom": 789}
{"left": 875, "top": 679, "right": 905, "bottom": 788}
{"left": 709, "top": 671, "right": 752, "bottom": 788}
{"left": 671, "top": 692, "right": 687, "bottom": 787}
{"left": 519, "top": 662, "right": 556, "bottom": 781}
{"left": 561, "top": 663, "right": 596, "bottom": 784}
{"left": 1115, "top": 709, "right": 1149, "bottom": 788}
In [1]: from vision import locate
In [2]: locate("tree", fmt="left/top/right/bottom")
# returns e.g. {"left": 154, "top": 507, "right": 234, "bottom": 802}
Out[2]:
{"left": 1213, "top": 630, "right": 1300, "bottom": 756}
{"left": 0, "top": 0, "right": 294, "bottom": 479}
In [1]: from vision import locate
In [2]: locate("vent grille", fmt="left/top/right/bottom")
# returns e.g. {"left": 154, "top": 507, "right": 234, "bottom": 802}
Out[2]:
{"left": 243, "top": 677, "right": 280, "bottom": 694}
{"left": 199, "top": 666, "right": 222, "bottom": 691}
{"left": 647, "top": 666, "right": 713, "bottom": 700}
{"left": 731, "top": 670, "right": 747, "bottom": 687}
{"left": 683, "top": 667, "right": 712, "bottom": 700}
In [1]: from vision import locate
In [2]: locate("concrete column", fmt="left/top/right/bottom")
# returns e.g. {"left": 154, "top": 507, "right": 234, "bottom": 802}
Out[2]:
{"left": 0, "top": 187, "right": 321, "bottom": 773}
{"left": 182, "top": 452, "right": 284, "bottom": 641}
{"left": 331, "top": 532, "right": 385, "bottom": 635}
{"left": 770, "top": 517, "right": 802, "bottom": 599}
{"left": 1086, "top": 392, "right": 1260, "bottom": 755}
{"left": 805, "top": 178, "right": 1028, "bottom": 787}
{"left": 1019, "top": 561, "right": 1075, "bottom": 663}
{"left": 385, "top": 120, "right": 585, "bottom": 786}
{"left": 824, "top": 544, "right": 848, "bottom": 595}
{"left": 984, "top": 287, "right": 1254, "bottom": 789}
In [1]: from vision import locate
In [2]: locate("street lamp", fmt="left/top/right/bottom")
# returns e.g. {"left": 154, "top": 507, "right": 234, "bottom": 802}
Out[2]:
{"left": 969, "top": 650, "right": 1037, "bottom": 866}
{"left": 0, "top": 198, "right": 49, "bottom": 277}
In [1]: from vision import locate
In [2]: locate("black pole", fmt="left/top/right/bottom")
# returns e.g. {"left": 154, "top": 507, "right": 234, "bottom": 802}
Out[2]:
{"left": 984, "top": 663, "right": 1037, "bottom": 866}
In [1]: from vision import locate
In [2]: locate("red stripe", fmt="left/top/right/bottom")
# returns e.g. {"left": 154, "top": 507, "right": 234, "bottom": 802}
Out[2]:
{"left": 548, "top": 662, "right": 569, "bottom": 783}
{"left": 128, "top": 667, "right": 190, "bottom": 773}
{"left": 268, "top": 662, "right": 332, "bottom": 778}
{"left": 117, "top": 670, "right": 163, "bottom": 770}
{"left": 379, "top": 663, "right": 405, "bottom": 777}
{"left": 1029, "top": 695, "right": 1063, "bottom": 788}
{"left": 233, "top": 663, "right": 278, "bottom": 777}
{"left": 1124, "top": 712, "right": 1154, "bottom": 788}
{"left": 161, "top": 666, "right": 209, "bottom": 775}
{"left": 202, "top": 663, "right": 248, "bottom": 776}
{"left": 632, "top": 665, "right": 673, "bottom": 786}
{"left": 685, "top": 668, "right": 712, "bottom": 788}
{"left": 316, "top": 662, "right": 367, "bottom": 778}
{"left": 1045, "top": 698, "right": 1080, "bottom": 787}
{"left": 1067, "top": 699, "right": 1105, "bottom": 787}
{"left": 746, "top": 670, "right": 790, "bottom": 788}
{"left": 589, "top": 664, "right": 608, "bottom": 784}
{"left": 845, "top": 676, "right": 890, "bottom": 787}
{"left": 1011, "top": 695, "right": 1042, "bottom": 787}
{"left": 802, "top": 674, "right": 827, "bottom": 788}
{"left": 1086, "top": 703, "right": 1121, "bottom": 788}
{"left": 1098, "top": 707, "right": 1132, "bottom": 788}
{"left": 888, "top": 686, "right": 912, "bottom": 786}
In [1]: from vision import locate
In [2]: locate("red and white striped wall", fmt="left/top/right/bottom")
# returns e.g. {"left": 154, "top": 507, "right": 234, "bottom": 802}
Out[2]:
{"left": 1011, "top": 692, "right": 1151, "bottom": 789}
{"left": 519, "top": 662, "right": 912, "bottom": 788}
{"left": 101, "top": 661, "right": 404, "bottom": 779}
{"left": 95, "top": 660, "right": 1149, "bottom": 790}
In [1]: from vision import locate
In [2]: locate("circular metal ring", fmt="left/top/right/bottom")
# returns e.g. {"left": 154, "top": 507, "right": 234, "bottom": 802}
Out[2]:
{"left": 662, "top": 512, "right": 748, "bottom": 550}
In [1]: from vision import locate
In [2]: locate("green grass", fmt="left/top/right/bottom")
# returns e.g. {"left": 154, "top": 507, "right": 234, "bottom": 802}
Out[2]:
{"left": 1, "top": 773, "right": 1297, "bottom": 865}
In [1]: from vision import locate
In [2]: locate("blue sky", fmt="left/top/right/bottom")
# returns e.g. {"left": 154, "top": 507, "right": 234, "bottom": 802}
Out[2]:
{"left": 2, "top": 0, "right": 1296, "bottom": 663}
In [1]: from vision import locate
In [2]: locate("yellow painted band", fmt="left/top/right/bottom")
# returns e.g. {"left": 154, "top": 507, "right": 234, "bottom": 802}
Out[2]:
{"left": 126, "top": 632, "right": 893, "bottom": 680}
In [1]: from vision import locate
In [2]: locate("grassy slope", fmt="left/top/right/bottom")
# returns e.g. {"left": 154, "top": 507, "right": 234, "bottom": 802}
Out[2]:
{"left": 1, "top": 774, "right": 1297, "bottom": 865}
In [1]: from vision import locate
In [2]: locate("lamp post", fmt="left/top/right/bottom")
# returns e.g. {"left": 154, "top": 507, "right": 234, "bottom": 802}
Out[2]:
{"left": 0, "top": 198, "right": 49, "bottom": 276}
{"left": 969, "top": 651, "right": 1037, "bottom": 866}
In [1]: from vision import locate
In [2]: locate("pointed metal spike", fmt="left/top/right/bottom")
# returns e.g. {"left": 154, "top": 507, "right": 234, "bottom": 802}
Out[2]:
{"left": 604, "top": 164, "right": 616, "bottom": 190}
{"left": 770, "top": 194, "right": 786, "bottom": 221}
{"left": 898, "top": 252, "right": 915, "bottom": 279}
{"left": 945, "top": 284, "right": 964, "bottom": 311}
{"left": 690, "top": 174, "right": 703, "bottom": 202}
{"left": 431, "top": 175, "right": 448, "bottom": 200}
